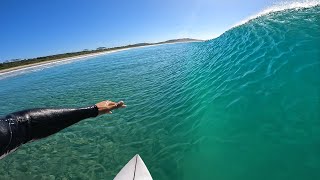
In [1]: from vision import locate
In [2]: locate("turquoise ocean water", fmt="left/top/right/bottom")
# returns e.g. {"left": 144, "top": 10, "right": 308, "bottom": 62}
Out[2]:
{"left": 0, "top": 4, "right": 319, "bottom": 180}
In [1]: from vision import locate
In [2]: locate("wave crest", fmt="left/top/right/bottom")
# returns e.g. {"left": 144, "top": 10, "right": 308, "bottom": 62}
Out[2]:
{"left": 231, "top": 0, "right": 320, "bottom": 31}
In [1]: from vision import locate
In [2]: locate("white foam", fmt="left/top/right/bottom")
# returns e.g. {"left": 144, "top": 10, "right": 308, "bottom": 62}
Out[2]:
{"left": 232, "top": 0, "right": 320, "bottom": 29}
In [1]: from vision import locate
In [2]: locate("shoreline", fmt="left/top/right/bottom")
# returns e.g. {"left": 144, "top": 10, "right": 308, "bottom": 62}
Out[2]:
{"left": 0, "top": 41, "right": 201, "bottom": 76}
{"left": 0, "top": 48, "right": 127, "bottom": 76}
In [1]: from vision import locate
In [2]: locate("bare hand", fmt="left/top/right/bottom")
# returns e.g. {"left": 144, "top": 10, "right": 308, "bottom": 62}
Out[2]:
{"left": 95, "top": 100, "right": 126, "bottom": 115}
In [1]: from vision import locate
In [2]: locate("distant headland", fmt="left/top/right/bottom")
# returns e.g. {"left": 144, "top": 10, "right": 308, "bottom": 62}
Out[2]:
{"left": 0, "top": 38, "right": 202, "bottom": 73}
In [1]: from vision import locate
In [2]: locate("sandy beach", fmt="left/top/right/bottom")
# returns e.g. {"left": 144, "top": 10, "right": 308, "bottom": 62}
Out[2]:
{"left": 0, "top": 48, "right": 135, "bottom": 76}
{"left": 0, "top": 41, "right": 199, "bottom": 76}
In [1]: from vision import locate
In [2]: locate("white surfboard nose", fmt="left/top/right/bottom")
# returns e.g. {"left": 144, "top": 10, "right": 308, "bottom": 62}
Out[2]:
{"left": 114, "top": 154, "right": 153, "bottom": 180}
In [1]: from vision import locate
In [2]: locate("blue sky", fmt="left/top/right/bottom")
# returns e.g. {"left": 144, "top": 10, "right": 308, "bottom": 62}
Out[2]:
{"left": 0, "top": 0, "right": 276, "bottom": 61}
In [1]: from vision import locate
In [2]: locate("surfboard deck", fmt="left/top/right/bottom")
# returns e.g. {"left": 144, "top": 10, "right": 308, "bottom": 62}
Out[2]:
{"left": 114, "top": 154, "right": 153, "bottom": 180}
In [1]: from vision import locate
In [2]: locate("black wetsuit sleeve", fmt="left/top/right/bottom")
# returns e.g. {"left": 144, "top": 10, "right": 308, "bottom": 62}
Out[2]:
{"left": 0, "top": 105, "right": 98, "bottom": 158}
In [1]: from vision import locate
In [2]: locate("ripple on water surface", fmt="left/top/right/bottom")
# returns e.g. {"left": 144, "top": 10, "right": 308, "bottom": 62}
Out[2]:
{"left": 0, "top": 5, "right": 320, "bottom": 180}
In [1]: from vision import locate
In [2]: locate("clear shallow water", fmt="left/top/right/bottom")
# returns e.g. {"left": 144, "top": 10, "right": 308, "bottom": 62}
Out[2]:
{"left": 0, "top": 5, "right": 320, "bottom": 180}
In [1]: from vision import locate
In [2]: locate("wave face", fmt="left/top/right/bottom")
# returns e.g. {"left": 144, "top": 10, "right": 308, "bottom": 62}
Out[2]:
{"left": 0, "top": 5, "right": 319, "bottom": 180}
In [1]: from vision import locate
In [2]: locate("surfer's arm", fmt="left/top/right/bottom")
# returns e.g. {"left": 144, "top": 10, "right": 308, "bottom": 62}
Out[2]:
{"left": 12, "top": 100, "right": 125, "bottom": 140}
{"left": 8, "top": 106, "right": 99, "bottom": 141}
{"left": 0, "top": 100, "right": 126, "bottom": 158}
{"left": 0, "top": 105, "right": 98, "bottom": 158}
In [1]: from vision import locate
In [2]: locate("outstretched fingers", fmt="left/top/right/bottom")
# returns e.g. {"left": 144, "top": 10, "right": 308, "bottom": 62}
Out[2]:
{"left": 108, "top": 101, "right": 127, "bottom": 111}
{"left": 116, "top": 101, "right": 126, "bottom": 108}
{"left": 96, "top": 100, "right": 126, "bottom": 115}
